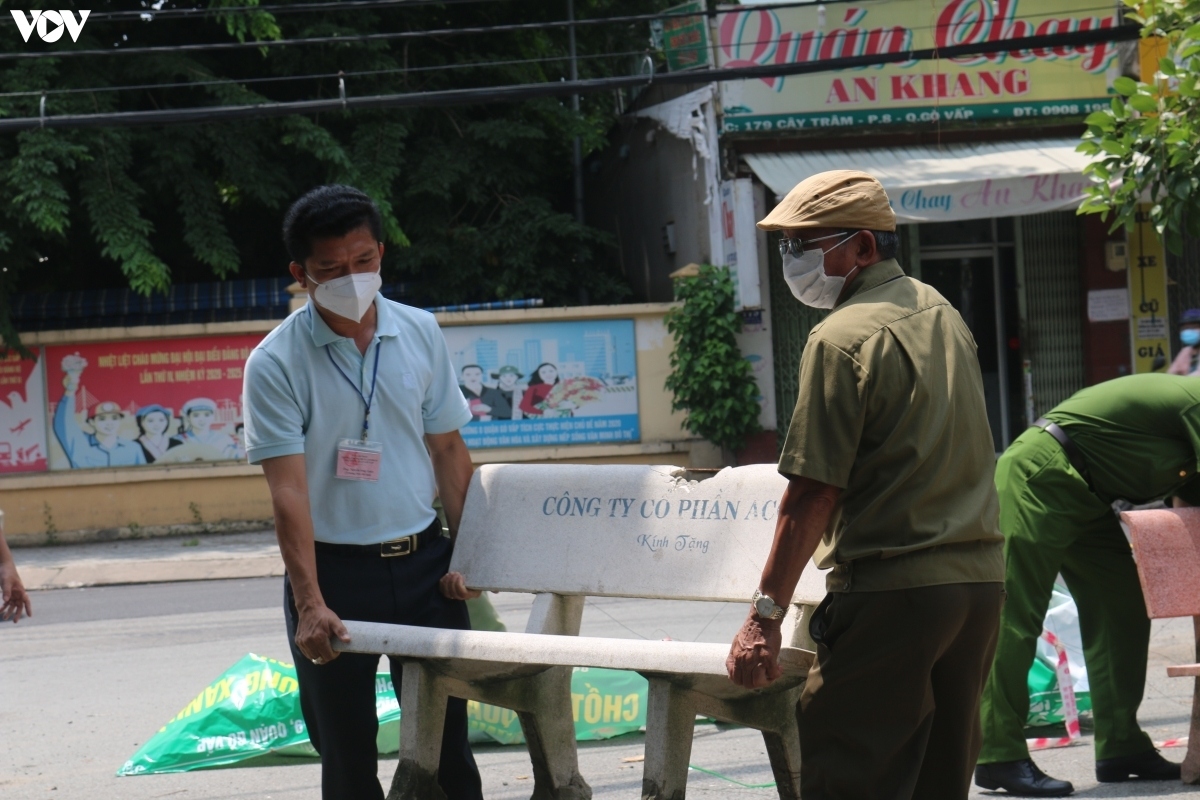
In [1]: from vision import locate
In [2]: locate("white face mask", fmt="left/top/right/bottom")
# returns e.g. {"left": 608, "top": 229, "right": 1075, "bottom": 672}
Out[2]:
{"left": 305, "top": 270, "right": 382, "bottom": 322}
{"left": 781, "top": 233, "right": 856, "bottom": 309}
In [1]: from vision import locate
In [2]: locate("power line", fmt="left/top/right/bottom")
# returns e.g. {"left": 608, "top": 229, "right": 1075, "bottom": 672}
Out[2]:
{"left": 0, "top": 24, "right": 1140, "bottom": 133}
{"left": 72, "top": 0, "right": 506, "bottom": 22}
{"left": 0, "top": 0, "right": 828, "bottom": 26}
{"left": 0, "top": 3, "right": 1124, "bottom": 98}
{"left": 0, "top": 0, "right": 905, "bottom": 60}
{"left": 0, "top": 49, "right": 647, "bottom": 99}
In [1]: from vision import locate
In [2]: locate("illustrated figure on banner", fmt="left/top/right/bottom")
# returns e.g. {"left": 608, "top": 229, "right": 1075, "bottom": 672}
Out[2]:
{"left": 158, "top": 397, "right": 244, "bottom": 462}
{"left": 460, "top": 364, "right": 528, "bottom": 422}
{"left": 134, "top": 404, "right": 181, "bottom": 463}
{"left": 519, "top": 362, "right": 572, "bottom": 417}
{"left": 53, "top": 354, "right": 146, "bottom": 468}
{"left": 486, "top": 365, "right": 524, "bottom": 421}
{"left": 458, "top": 365, "right": 492, "bottom": 421}
{"left": 519, "top": 362, "right": 607, "bottom": 419}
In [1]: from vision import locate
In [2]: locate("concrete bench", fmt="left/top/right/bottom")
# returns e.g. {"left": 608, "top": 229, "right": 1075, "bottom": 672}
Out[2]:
{"left": 335, "top": 463, "right": 827, "bottom": 800}
{"left": 1120, "top": 507, "right": 1200, "bottom": 784}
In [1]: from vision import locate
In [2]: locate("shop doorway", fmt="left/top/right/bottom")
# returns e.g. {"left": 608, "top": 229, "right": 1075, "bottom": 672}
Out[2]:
{"left": 911, "top": 219, "right": 1021, "bottom": 451}
{"left": 767, "top": 214, "right": 1081, "bottom": 456}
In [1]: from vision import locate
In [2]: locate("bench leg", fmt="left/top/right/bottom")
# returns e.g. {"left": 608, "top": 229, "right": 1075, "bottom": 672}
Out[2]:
{"left": 642, "top": 679, "right": 696, "bottom": 800}
{"left": 1185, "top": 617, "right": 1200, "bottom": 785}
{"left": 762, "top": 716, "right": 801, "bottom": 800}
{"left": 387, "top": 662, "right": 449, "bottom": 800}
{"left": 518, "top": 668, "right": 592, "bottom": 800}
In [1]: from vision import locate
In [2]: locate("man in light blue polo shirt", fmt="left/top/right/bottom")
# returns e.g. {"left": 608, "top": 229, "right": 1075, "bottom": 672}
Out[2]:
{"left": 243, "top": 185, "right": 483, "bottom": 800}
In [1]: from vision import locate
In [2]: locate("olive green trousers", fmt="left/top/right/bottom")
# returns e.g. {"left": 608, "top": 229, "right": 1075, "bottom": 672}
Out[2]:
{"left": 978, "top": 428, "right": 1153, "bottom": 763}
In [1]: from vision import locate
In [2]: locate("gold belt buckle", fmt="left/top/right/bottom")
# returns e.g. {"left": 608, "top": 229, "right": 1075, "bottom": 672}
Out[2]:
{"left": 380, "top": 535, "right": 417, "bottom": 557}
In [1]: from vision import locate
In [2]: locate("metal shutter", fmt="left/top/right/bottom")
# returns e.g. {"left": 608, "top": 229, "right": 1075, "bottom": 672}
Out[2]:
{"left": 1020, "top": 212, "right": 1085, "bottom": 417}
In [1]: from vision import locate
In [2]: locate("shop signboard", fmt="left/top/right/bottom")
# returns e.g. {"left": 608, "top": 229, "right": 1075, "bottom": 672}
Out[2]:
{"left": 662, "top": 1, "right": 711, "bottom": 72}
{"left": 1128, "top": 205, "right": 1171, "bottom": 374}
{"left": 0, "top": 349, "right": 48, "bottom": 474}
{"left": 43, "top": 335, "right": 264, "bottom": 470}
{"left": 440, "top": 319, "right": 639, "bottom": 450}
{"left": 717, "top": 0, "right": 1119, "bottom": 133}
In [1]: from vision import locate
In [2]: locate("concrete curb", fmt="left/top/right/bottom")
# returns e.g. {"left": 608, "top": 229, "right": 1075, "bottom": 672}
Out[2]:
{"left": 7, "top": 519, "right": 275, "bottom": 549}
{"left": 21, "top": 554, "right": 285, "bottom": 591}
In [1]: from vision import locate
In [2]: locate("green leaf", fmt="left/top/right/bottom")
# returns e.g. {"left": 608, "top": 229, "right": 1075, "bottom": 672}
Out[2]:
{"left": 1084, "top": 110, "right": 1115, "bottom": 130}
{"left": 1100, "top": 139, "right": 1131, "bottom": 157}
{"left": 1114, "top": 76, "right": 1140, "bottom": 96}
{"left": 79, "top": 131, "right": 170, "bottom": 294}
{"left": 1166, "top": 228, "right": 1185, "bottom": 255}
{"left": 664, "top": 263, "right": 761, "bottom": 450}
{"left": 1129, "top": 93, "right": 1160, "bottom": 113}
{"left": 3, "top": 130, "right": 92, "bottom": 236}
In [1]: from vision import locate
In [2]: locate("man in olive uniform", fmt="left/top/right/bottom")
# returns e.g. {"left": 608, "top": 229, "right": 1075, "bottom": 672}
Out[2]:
{"left": 976, "top": 374, "right": 1193, "bottom": 796}
{"left": 727, "top": 170, "right": 1005, "bottom": 799}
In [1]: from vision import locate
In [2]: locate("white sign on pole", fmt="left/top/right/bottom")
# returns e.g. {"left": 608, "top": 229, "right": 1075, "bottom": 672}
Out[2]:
{"left": 719, "top": 178, "right": 762, "bottom": 310}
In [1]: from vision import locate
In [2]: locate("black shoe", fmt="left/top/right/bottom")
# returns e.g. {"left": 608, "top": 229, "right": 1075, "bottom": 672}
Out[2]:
{"left": 1095, "top": 749, "right": 1181, "bottom": 782}
{"left": 975, "top": 759, "right": 1074, "bottom": 796}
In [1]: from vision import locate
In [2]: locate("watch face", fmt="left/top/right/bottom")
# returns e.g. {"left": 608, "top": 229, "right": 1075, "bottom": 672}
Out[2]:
{"left": 754, "top": 596, "right": 774, "bottom": 617}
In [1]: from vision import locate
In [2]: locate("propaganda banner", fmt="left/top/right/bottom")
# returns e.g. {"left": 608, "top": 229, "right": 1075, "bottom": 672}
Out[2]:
{"left": 0, "top": 349, "right": 49, "bottom": 474}
{"left": 44, "top": 334, "right": 264, "bottom": 470}
{"left": 440, "top": 319, "right": 640, "bottom": 450}
{"left": 717, "top": 0, "right": 1119, "bottom": 133}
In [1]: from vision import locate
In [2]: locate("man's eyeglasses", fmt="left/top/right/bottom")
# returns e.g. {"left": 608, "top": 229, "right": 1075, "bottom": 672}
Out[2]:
{"left": 778, "top": 231, "right": 856, "bottom": 258}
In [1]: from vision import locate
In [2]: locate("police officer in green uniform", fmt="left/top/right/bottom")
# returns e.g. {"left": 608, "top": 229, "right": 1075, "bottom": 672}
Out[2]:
{"left": 727, "top": 170, "right": 1006, "bottom": 799}
{"left": 976, "top": 374, "right": 1195, "bottom": 796}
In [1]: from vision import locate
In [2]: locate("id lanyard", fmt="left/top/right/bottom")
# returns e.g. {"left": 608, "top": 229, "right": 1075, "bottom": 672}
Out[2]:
{"left": 328, "top": 342, "right": 385, "bottom": 482}
{"left": 327, "top": 341, "right": 381, "bottom": 443}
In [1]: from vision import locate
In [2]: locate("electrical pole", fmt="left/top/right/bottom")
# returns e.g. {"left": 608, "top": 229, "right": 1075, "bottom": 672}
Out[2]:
{"left": 568, "top": 0, "right": 584, "bottom": 227}
{"left": 568, "top": 0, "right": 588, "bottom": 304}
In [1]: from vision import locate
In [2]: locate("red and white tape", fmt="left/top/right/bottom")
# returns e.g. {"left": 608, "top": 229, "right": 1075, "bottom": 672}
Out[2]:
{"left": 1026, "top": 631, "right": 1189, "bottom": 751}
{"left": 1027, "top": 630, "right": 1083, "bottom": 751}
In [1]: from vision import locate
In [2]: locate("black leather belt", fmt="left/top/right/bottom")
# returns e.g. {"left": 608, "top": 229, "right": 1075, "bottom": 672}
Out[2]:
{"left": 1033, "top": 417, "right": 1093, "bottom": 488}
{"left": 313, "top": 519, "right": 442, "bottom": 558}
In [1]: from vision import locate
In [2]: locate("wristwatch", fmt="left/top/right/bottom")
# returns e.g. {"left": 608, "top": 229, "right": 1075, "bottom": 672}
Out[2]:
{"left": 751, "top": 589, "right": 787, "bottom": 621}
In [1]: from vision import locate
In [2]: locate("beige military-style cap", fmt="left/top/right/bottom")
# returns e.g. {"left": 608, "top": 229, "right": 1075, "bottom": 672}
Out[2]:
{"left": 757, "top": 170, "right": 896, "bottom": 232}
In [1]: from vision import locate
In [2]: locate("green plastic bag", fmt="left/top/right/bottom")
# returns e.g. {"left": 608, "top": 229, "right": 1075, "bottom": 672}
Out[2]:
{"left": 1026, "top": 654, "right": 1092, "bottom": 727}
{"left": 459, "top": 666, "right": 648, "bottom": 745}
{"left": 120, "top": 654, "right": 649, "bottom": 775}
{"left": 118, "top": 654, "right": 315, "bottom": 775}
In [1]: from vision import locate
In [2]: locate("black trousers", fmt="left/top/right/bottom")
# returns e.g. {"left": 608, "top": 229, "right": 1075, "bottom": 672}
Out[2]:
{"left": 284, "top": 531, "right": 483, "bottom": 800}
{"left": 798, "top": 582, "right": 1004, "bottom": 800}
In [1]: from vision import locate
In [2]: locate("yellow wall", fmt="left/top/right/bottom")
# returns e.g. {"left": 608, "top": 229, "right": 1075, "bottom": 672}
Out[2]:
{"left": 3, "top": 465, "right": 273, "bottom": 546}
{"left": 2, "top": 303, "right": 712, "bottom": 542}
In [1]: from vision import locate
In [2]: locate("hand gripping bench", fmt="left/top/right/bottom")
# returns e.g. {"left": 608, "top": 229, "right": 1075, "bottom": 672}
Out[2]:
{"left": 335, "top": 463, "right": 828, "bottom": 800}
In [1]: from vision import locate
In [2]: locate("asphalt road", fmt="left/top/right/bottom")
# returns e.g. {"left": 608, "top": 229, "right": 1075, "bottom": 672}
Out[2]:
{"left": 1, "top": 578, "right": 1197, "bottom": 799}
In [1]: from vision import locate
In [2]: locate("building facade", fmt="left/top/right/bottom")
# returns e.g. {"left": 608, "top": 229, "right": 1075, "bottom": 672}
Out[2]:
{"left": 588, "top": 0, "right": 1193, "bottom": 457}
